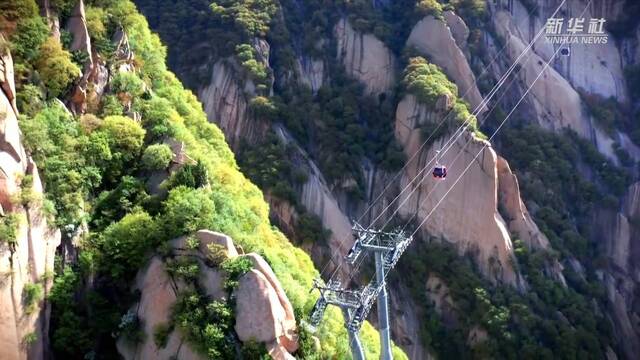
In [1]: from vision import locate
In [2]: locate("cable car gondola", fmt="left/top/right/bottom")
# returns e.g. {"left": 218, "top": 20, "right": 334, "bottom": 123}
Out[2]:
{"left": 432, "top": 165, "right": 447, "bottom": 179}
{"left": 432, "top": 150, "right": 447, "bottom": 179}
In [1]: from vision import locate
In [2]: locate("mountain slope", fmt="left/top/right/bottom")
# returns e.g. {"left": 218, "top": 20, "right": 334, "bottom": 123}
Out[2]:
{"left": 0, "top": 0, "right": 407, "bottom": 358}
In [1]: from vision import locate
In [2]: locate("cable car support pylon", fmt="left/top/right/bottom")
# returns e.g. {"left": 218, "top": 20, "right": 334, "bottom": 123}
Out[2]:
{"left": 309, "top": 223, "right": 412, "bottom": 360}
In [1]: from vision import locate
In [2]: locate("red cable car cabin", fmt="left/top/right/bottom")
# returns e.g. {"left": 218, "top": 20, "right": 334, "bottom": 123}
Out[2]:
{"left": 432, "top": 165, "right": 447, "bottom": 179}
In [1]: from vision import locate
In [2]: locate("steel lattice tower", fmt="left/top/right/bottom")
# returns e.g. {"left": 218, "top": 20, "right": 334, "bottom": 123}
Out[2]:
{"left": 309, "top": 223, "right": 412, "bottom": 359}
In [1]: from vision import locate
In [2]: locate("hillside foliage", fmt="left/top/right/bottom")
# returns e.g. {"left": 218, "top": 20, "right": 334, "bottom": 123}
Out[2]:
{"left": 6, "top": 0, "right": 407, "bottom": 358}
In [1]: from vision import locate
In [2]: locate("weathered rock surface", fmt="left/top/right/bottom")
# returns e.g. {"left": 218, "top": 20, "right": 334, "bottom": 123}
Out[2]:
{"left": 235, "top": 253, "right": 299, "bottom": 358}
{"left": 334, "top": 18, "right": 396, "bottom": 96}
{"left": 0, "top": 46, "right": 61, "bottom": 360}
{"left": 407, "top": 16, "right": 484, "bottom": 112}
{"left": 467, "top": 325, "right": 488, "bottom": 347}
{"left": 491, "top": 7, "right": 639, "bottom": 163}
{"left": 264, "top": 72, "right": 547, "bottom": 357}
{"left": 197, "top": 230, "right": 239, "bottom": 258}
{"left": 234, "top": 269, "right": 294, "bottom": 347}
{"left": 484, "top": 2, "right": 640, "bottom": 356}
{"left": 384, "top": 282, "right": 433, "bottom": 360}
{"left": 272, "top": 125, "right": 354, "bottom": 279}
{"left": 295, "top": 56, "right": 324, "bottom": 93}
{"left": 395, "top": 94, "right": 521, "bottom": 287}
{"left": 492, "top": 9, "right": 583, "bottom": 136}
{"left": 443, "top": 10, "right": 469, "bottom": 50}
{"left": 66, "top": 0, "right": 94, "bottom": 114}
{"left": 39, "top": 0, "right": 61, "bottom": 40}
{"left": 66, "top": 0, "right": 92, "bottom": 66}
{"left": 502, "top": 0, "right": 627, "bottom": 102}
{"left": 496, "top": 156, "right": 549, "bottom": 250}
{"left": 199, "top": 60, "right": 269, "bottom": 148}
{"left": 425, "top": 275, "right": 457, "bottom": 327}
{"left": 118, "top": 231, "right": 297, "bottom": 360}
{"left": 116, "top": 257, "right": 189, "bottom": 360}
{"left": 592, "top": 182, "right": 640, "bottom": 359}
{"left": 88, "top": 50, "right": 109, "bottom": 105}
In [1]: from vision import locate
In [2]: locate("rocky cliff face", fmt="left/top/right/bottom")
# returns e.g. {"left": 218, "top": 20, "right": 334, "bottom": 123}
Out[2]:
{"left": 294, "top": 56, "right": 324, "bottom": 93}
{"left": 191, "top": 8, "right": 559, "bottom": 358}
{"left": 0, "top": 41, "right": 61, "bottom": 360}
{"left": 487, "top": 1, "right": 640, "bottom": 357}
{"left": 592, "top": 182, "right": 640, "bottom": 359}
{"left": 490, "top": 0, "right": 640, "bottom": 163}
{"left": 496, "top": 156, "right": 551, "bottom": 251}
{"left": 393, "top": 94, "right": 551, "bottom": 287}
{"left": 198, "top": 59, "right": 270, "bottom": 149}
{"left": 500, "top": 0, "right": 627, "bottom": 101}
{"left": 334, "top": 18, "right": 396, "bottom": 96}
{"left": 271, "top": 125, "right": 354, "bottom": 278}
{"left": 406, "top": 15, "right": 485, "bottom": 112}
{"left": 141, "top": 0, "right": 640, "bottom": 356}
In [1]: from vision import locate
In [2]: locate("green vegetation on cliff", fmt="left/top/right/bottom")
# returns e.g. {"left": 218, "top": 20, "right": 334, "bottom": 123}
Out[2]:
{"left": 137, "top": 0, "right": 407, "bottom": 198}
{"left": 5, "top": 0, "right": 407, "bottom": 358}
{"left": 395, "top": 239, "right": 610, "bottom": 359}
{"left": 498, "top": 125, "right": 630, "bottom": 260}
{"left": 402, "top": 56, "right": 481, "bottom": 143}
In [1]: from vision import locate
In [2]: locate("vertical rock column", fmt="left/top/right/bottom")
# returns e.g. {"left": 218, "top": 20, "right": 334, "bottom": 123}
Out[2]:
{"left": 0, "top": 40, "right": 61, "bottom": 360}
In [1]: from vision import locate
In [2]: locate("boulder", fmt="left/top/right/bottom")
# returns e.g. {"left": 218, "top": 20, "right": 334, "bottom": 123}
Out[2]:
{"left": 266, "top": 341, "right": 296, "bottom": 360}
{"left": 116, "top": 257, "right": 185, "bottom": 360}
{"left": 199, "top": 261, "right": 226, "bottom": 300}
{"left": 244, "top": 253, "right": 297, "bottom": 351}
{"left": 195, "top": 230, "right": 238, "bottom": 258}
{"left": 118, "top": 245, "right": 228, "bottom": 360}
{"left": 234, "top": 253, "right": 298, "bottom": 354}
{"left": 234, "top": 270, "right": 293, "bottom": 345}
{"left": 334, "top": 18, "right": 396, "bottom": 96}
{"left": 119, "top": 232, "right": 297, "bottom": 360}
